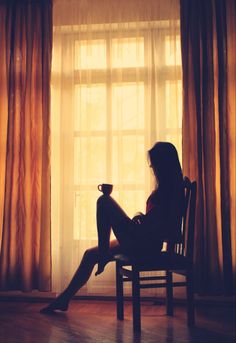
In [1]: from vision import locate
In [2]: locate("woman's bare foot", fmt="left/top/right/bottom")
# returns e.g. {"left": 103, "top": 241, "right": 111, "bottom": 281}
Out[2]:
{"left": 95, "top": 253, "right": 113, "bottom": 276}
{"left": 95, "top": 261, "right": 106, "bottom": 276}
{"left": 40, "top": 296, "right": 69, "bottom": 314}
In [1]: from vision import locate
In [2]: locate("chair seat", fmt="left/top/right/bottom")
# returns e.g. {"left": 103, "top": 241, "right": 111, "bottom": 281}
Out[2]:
{"left": 113, "top": 252, "right": 189, "bottom": 271}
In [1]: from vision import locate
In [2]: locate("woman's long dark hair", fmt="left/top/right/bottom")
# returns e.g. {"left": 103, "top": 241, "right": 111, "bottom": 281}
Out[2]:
{"left": 148, "top": 142, "right": 183, "bottom": 191}
{"left": 148, "top": 142, "right": 184, "bottom": 242}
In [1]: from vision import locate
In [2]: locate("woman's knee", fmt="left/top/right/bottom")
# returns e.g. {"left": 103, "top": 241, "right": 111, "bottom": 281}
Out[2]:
{"left": 83, "top": 247, "right": 99, "bottom": 263}
{"left": 97, "top": 194, "right": 112, "bottom": 206}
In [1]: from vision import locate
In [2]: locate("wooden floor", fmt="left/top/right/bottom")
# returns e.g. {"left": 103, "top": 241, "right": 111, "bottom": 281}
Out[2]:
{"left": 0, "top": 299, "right": 235, "bottom": 343}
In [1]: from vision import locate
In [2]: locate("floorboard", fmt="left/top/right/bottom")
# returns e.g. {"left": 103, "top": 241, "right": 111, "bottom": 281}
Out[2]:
{"left": 0, "top": 299, "right": 235, "bottom": 343}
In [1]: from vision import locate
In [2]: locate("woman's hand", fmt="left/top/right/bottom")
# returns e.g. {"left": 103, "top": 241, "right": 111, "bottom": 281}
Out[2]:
{"left": 132, "top": 212, "right": 144, "bottom": 224}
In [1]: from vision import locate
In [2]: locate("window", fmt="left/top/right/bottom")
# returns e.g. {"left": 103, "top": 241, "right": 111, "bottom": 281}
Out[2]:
{"left": 51, "top": 20, "right": 182, "bottom": 295}
{"left": 70, "top": 24, "right": 182, "bottom": 241}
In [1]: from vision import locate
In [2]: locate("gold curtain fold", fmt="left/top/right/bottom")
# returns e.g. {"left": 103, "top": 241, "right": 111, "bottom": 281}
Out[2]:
{"left": 0, "top": 0, "right": 52, "bottom": 291}
{"left": 180, "top": 0, "right": 236, "bottom": 294}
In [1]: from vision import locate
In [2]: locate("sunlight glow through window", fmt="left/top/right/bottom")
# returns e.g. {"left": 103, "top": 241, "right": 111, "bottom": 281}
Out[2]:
{"left": 165, "top": 35, "right": 181, "bottom": 65}
{"left": 75, "top": 39, "right": 106, "bottom": 69}
{"left": 71, "top": 32, "right": 182, "bottom": 240}
{"left": 112, "top": 37, "right": 144, "bottom": 68}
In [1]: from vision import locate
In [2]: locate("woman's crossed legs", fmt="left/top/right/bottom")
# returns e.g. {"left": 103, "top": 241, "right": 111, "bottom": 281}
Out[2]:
{"left": 40, "top": 195, "right": 133, "bottom": 313}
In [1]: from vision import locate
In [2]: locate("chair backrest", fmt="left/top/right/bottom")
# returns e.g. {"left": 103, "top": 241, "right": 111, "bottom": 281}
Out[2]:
{"left": 174, "top": 177, "right": 197, "bottom": 263}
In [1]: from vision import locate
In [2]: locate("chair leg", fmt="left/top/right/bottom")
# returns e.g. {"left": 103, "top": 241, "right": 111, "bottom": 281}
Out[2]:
{"left": 186, "top": 269, "right": 195, "bottom": 326}
{"left": 166, "top": 270, "right": 173, "bottom": 316}
{"left": 132, "top": 268, "right": 141, "bottom": 332}
{"left": 116, "top": 261, "right": 124, "bottom": 320}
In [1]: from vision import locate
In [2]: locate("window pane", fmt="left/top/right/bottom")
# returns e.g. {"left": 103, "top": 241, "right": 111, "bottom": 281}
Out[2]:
{"left": 112, "top": 83, "right": 144, "bottom": 130}
{"left": 75, "top": 39, "right": 106, "bottom": 69}
{"left": 111, "top": 37, "right": 144, "bottom": 68}
{"left": 165, "top": 35, "right": 181, "bottom": 66}
{"left": 112, "top": 135, "right": 145, "bottom": 185}
{"left": 74, "top": 190, "right": 98, "bottom": 239}
{"left": 112, "top": 190, "right": 146, "bottom": 218}
{"left": 74, "top": 137, "right": 106, "bottom": 185}
{"left": 74, "top": 85, "right": 106, "bottom": 131}
{"left": 165, "top": 80, "right": 182, "bottom": 129}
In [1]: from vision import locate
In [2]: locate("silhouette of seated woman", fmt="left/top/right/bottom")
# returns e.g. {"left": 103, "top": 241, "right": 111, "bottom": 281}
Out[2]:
{"left": 40, "top": 142, "right": 184, "bottom": 313}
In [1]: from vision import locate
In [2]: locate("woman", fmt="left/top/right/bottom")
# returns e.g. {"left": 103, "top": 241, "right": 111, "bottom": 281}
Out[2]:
{"left": 40, "top": 142, "right": 184, "bottom": 313}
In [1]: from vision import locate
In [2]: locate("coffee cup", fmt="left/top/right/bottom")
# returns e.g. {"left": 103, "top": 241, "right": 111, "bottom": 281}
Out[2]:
{"left": 97, "top": 183, "right": 113, "bottom": 195}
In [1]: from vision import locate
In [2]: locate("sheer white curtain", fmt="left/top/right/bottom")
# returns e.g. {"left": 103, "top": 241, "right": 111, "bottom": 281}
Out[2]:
{"left": 51, "top": 0, "right": 182, "bottom": 295}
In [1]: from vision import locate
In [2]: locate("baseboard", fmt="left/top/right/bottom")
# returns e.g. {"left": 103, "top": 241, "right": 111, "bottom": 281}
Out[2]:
{"left": 0, "top": 290, "right": 235, "bottom": 306}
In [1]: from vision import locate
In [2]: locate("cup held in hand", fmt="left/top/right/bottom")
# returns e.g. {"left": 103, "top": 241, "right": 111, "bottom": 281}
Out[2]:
{"left": 97, "top": 183, "right": 113, "bottom": 195}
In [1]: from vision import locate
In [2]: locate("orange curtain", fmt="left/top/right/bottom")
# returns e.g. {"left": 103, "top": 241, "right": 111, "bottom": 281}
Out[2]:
{"left": 0, "top": 0, "right": 52, "bottom": 291}
{"left": 180, "top": 0, "right": 236, "bottom": 294}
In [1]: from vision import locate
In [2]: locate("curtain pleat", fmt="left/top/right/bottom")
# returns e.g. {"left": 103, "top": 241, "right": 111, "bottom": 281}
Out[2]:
{"left": 180, "top": 0, "right": 236, "bottom": 294}
{"left": 0, "top": 0, "right": 52, "bottom": 291}
{"left": 215, "top": 0, "right": 233, "bottom": 294}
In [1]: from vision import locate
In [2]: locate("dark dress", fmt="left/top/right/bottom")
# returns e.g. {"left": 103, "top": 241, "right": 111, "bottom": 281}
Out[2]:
{"left": 125, "top": 185, "right": 184, "bottom": 259}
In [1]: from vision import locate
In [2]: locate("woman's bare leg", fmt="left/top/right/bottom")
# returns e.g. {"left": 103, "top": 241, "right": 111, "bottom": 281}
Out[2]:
{"left": 96, "top": 194, "right": 133, "bottom": 275}
{"left": 96, "top": 199, "right": 111, "bottom": 274}
{"left": 41, "top": 195, "right": 130, "bottom": 313}
{"left": 40, "top": 240, "right": 120, "bottom": 313}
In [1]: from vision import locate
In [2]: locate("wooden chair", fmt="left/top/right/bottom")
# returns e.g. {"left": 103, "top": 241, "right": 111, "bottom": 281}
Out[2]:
{"left": 114, "top": 177, "right": 197, "bottom": 332}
